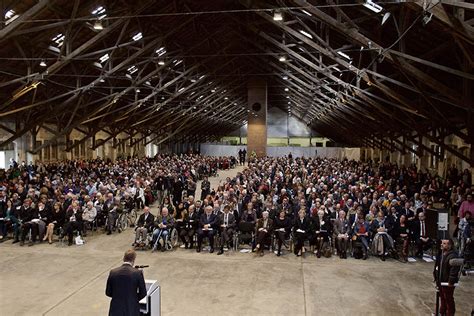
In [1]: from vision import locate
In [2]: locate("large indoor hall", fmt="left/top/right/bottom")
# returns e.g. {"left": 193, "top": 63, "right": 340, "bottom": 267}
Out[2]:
{"left": 0, "top": 1, "right": 473, "bottom": 316}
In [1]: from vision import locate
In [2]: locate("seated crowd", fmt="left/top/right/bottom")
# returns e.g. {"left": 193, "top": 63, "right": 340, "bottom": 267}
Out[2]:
{"left": 0, "top": 154, "right": 235, "bottom": 246}
{"left": 135, "top": 156, "right": 473, "bottom": 261}
{"left": 1, "top": 155, "right": 472, "bottom": 263}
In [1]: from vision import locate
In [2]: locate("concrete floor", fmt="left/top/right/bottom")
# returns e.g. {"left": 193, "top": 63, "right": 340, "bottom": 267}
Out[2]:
{"left": 1, "top": 165, "right": 473, "bottom": 316}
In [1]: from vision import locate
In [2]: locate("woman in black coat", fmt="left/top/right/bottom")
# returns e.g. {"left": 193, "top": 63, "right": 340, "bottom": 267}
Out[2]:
{"left": 274, "top": 209, "right": 291, "bottom": 256}
{"left": 43, "top": 202, "right": 65, "bottom": 244}
{"left": 293, "top": 209, "right": 310, "bottom": 256}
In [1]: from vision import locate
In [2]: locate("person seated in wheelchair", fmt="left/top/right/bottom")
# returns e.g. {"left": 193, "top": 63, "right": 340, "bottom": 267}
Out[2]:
{"left": 217, "top": 205, "right": 236, "bottom": 255}
{"left": 121, "top": 193, "right": 135, "bottom": 213}
{"left": 106, "top": 198, "right": 123, "bottom": 235}
{"left": 197, "top": 206, "right": 218, "bottom": 253}
{"left": 293, "top": 209, "right": 310, "bottom": 257}
{"left": 310, "top": 207, "right": 331, "bottom": 258}
{"left": 273, "top": 209, "right": 291, "bottom": 256}
{"left": 370, "top": 211, "right": 395, "bottom": 261}
{"left": 151, "top": 207, "right": 174, "bottom": 252}
{"left": 133, "top": 206, "right": 155, "bottom": 248}
{"left": 179, "top": 205, "right": 198, "bottom": 249}
{"left": 254, "top": 210, "right": 273, "bottom": 256}
{"left": 353, "top": 215, "right": 370, "bottom": 260}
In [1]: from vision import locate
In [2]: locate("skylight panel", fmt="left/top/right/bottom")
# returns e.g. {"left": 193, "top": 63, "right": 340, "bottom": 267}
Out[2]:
{"left": 5, "top": 9, "right": 19, "bottom": 25}
{"left": 99, "top": 53, "right": 109, "bottom": 63}
{"left": 155, "top": 47, "right": 166, "bottom": 56}
{"left": 127, "top": 65, "right": 138, "bottom": 74}
{"left": 92, "top": 6, "right": 107, "bottom": 19}
{"left": 132, "top": 32, "right": 143, "bottom": 41}
{"left": 52, "top": 33, "right": 65, "bottom": 47}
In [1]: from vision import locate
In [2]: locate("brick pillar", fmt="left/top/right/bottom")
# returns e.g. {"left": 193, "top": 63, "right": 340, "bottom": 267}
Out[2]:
{"left": 247, "top": 78, "right": 267, "bottom": 157}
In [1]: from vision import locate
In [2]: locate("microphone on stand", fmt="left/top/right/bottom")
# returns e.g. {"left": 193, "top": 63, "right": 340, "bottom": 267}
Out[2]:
{"left": 135, "top": 265, "right": 149, "bottom": 269}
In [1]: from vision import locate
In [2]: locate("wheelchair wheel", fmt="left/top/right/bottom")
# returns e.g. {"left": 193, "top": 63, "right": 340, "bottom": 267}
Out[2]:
{"left": 128, "top": 210, "right": 137, "bottom": 227}
{"left": 118, "top": 213, "right": 128, "bottom": 231}
{"left": 169, "top": 228, "right": 178, "bottom": 248}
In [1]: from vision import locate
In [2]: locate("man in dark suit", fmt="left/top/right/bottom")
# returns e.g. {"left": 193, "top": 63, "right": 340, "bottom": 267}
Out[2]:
{"left": 217, "top": 205, "right": 236, "bottom": 255}
{"left": 413, "top": 212, "right": 433, "bottom": 258}
{"left": 197, "top": 205, "right": 218, "bottom": 253}
{"left": 133, "top": 207, "right": 155, "bottom": 247}
{"left": 106, "top": 249, "right": 146, "bottom": 316}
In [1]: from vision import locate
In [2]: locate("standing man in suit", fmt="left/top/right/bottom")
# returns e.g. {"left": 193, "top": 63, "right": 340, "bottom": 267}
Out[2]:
{"left": 197, "top": 205, "right": 218, "bottom": 253}
{"left": 217, "top": 205, "right": 236, "bottom": 255}
{"left": 106, "top": 249, "right": 146, "bottom": 316}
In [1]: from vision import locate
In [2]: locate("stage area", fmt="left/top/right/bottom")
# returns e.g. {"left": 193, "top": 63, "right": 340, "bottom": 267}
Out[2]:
{"left": 1, "top": 166, "right": 473, "bottom": 316}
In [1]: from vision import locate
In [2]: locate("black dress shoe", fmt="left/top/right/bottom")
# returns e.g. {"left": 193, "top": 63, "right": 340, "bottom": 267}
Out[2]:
{"left": 20, "top": 241, "right": 24, "bottom": 246}
{"left": 276, "top": 252, "right": 281, "bottom": 257}
{"left": 196, "top": 247, "right": 201, "bottom": 253}
{"left": 217, "top": 249, "right": 224, "bottom": 255}
{"left": 12, "top": 239, "right": 19, "bottom": 244}
{"left": 185, "top": 243, "right": 189, "bottom": 249}
{"left": 209, "top": 248, "right": 214, "bottom": 254}
{"left": 106, "top": 231, "right": 111, "bottom": 235}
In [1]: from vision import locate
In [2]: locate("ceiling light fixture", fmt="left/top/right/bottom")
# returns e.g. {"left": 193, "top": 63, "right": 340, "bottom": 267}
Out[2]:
{"left": 382, "top": 12, "right": 391, "bottom": 25}
{"left": 155, "top": 47, "right": 166, "bottom": 56}
{"left": 273, "top": 11, "right": 283, "bottom": 21}
{"left": 93, "top": 20, "right": 103, "bottom": 30}
{"left": 99, "top": 53, "right": 109, "bottom": 63}
{"left": 299, "top": 30, "right": 313, "bottom": 39}
{"left": 158, "top": 60, "right": 165, "bottom": 66}
{"left": 132, "top": 32, "right": 143, "bottom": 41}
{"left": 279, "top": 55, "right": 286, "bottom": 62}
{"left": 282, "top": 75, "right": 288, "bottom": 80}
{"left": 284, "top": 87, "right": 289, "bottom": 91}
{"left": 337, "top": 51, "right": 351, "bottom": 60}
{"left": 363, "top": 0, "right": 383, "bottom": 13}
{"left": 39, "top": 59, "right": 47, "bottom": 67}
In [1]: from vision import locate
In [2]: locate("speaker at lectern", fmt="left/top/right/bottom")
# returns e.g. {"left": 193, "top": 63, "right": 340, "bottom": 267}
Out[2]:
{"left": 139, "top": 279, "right": 160, "bottom": 316}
